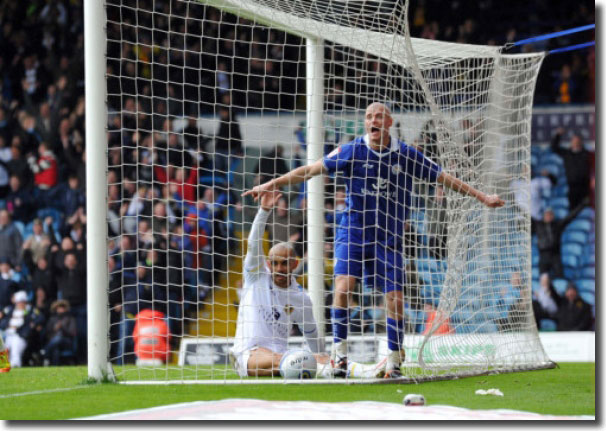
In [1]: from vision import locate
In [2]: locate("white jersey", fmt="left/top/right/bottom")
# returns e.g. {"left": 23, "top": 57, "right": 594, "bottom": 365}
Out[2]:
{"left": 231, "top": 209, "right": 320, "bottom": 356}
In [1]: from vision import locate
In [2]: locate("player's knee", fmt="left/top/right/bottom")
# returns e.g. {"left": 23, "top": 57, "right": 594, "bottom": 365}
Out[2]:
{"left": 386, "top": 290, "right": 404, "bottom": 312}
{"left": 334, "top": 276, "right": 355, "bottom": 295}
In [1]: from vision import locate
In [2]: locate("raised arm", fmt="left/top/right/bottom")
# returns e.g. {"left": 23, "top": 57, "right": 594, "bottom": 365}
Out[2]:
{"left": 242, "top": 159, "right": 325, "bottom": 201}
{"left": 437, "top": 171, "right": 505, "bottom": 208}
{"left": 243, "top": 191, "right": 282, "bottom": 272}
{"left": 550, "top": 128, "right": 565, "bottom": 156}
{"left": 299, "top": 296, "right": 321, "bottom": 354}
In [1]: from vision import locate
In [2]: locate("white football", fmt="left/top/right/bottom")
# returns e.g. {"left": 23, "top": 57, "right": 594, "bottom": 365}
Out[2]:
{"left": 279, "top": 349, "right": 317, "bottom": 379}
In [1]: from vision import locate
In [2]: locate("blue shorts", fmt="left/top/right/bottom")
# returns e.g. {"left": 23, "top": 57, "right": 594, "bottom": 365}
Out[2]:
{"left": 333, "top": 226, "right": 404, "bottom": 293}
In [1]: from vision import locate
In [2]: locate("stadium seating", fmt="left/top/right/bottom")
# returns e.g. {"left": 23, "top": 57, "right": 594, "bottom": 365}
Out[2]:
{"left": 561, "top": 230, "right": 588, "bottom": 245}
{"left": 567, "top": 219, "right": 593, "bottom": 233}
{"left": 580, "top": 253, "right": 595, "bottom": 267}
{"left": 552, "top": 278, "right": 568, "bottom": 296}
{"left": 577, "top": 207, "right": 595, "bottom": 222}
{"left": 539, "top": 319, "right": 557, "bottom": 331}
{"left": 579, "top": 291, "right": 595, "bottom": 307}
{"left": 13, "top": 221, "right": 25, "bottom": 238}
{"left": 561, "top": 254, "right": 580, "bottom": 268}
{"left": 579, "top": 266, "right": 595, "bottom": 280}
{"left": 539, "top": 152, "right": 564, "bottom": 169}
{"left": 552, "top": 183, "right": 568, "bottom": 198}
{"left": 561, "top": 243, "right": 583, "bottom": 258}
{"left": 563, "top": 267, "right": 578, "bottom": 281}
{"left": 548, "top": 197, "right": 569, "bottom": 213}
{"left": 575, "top": 279, "right": 595, "bottom": 294}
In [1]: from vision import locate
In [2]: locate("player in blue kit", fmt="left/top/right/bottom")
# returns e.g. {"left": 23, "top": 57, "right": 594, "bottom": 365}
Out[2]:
{"left": 243, "top": 102, "right": 505, "bottom": 378}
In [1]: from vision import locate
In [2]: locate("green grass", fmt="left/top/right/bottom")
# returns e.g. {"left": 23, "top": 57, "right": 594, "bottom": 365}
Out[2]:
{"left": 0, "top": 363, "right": 594, "bottom": 419}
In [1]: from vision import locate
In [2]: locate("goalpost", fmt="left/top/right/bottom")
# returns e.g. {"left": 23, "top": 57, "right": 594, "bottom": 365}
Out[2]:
{"left": 87, "top": 0, "right": 555, "bottom": 383}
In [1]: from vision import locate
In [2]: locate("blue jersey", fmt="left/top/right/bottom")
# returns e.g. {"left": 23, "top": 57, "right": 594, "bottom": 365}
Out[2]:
{"left": 323, "top": 134, "right": 442, "bottom": 241}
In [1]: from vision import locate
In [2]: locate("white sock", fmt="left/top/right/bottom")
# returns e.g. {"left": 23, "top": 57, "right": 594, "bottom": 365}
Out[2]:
{"left": 386, "top": 349, "right": 404, "bottom": 370}
{"left": 332, "top": 340, "right": 348, "bottom": 359}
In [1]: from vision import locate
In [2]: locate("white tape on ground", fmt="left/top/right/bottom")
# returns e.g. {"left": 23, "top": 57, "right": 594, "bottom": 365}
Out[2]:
{"left": 81, "top": 399, "right": 594, "bottom": 420}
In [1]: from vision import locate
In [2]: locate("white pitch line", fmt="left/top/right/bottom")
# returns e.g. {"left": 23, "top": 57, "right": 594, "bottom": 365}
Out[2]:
{"left": 0, "top": 386, "right": 93, "bottom": 399}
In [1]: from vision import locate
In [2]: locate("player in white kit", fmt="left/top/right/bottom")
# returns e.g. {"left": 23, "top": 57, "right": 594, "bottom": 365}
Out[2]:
{"left": 230, "top": 190, "right": 385, "bottom": 378}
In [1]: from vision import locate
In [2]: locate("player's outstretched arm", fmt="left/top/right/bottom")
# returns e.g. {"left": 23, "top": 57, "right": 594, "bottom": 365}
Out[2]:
{"left": 242, "top": 159, "right": 325, "bottom": 201}
{"left": 244, "top": 191, "right": 282, "bottom": 272}
{"left": 437, "top": 171, "right": 505, "bottom": 208}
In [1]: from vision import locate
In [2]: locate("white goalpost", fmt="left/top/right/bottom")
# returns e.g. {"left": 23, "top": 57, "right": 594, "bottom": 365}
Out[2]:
{"left": 87, "top": 0, "right": 555, "bottom": 383}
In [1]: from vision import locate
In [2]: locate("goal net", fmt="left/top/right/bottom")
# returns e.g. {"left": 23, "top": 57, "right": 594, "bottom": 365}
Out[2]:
{"left": 102, "top": 0, "right": 554, "bottom": 383}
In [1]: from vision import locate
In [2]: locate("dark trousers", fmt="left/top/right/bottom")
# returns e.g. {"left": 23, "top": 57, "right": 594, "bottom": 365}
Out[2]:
{"left": 44, "top": 334, "right": 74, "bottom": 365}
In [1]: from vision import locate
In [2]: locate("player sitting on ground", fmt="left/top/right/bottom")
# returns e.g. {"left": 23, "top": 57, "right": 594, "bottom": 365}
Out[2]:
{"left": 230, "top": 190, "right": 385, "bottom": 378}
{"left": 243, "top": 102, "right": 505, "bottom": 379}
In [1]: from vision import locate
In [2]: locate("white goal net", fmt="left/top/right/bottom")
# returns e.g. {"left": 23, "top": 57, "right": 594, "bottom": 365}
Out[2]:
{"left": 101, "top": 0, "right": 554, "bottom": 383}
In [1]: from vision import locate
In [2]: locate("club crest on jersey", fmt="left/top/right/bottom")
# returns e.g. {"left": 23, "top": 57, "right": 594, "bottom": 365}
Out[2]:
{"left": 284, "top": 305, "right": 294, "bottom": 315}
{"left": 391, "top": 164, "right": 402, "bottom": 175}
{"left": 372, "top": 177, "right": 389, "bottom": 191}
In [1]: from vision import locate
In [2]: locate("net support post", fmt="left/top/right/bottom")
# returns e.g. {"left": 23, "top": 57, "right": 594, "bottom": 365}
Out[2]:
{"left": 305, "top": 37, "right": 326, "bottom": 349}
{"left": 85, "top": 0, "right": 112, "bottom": 381}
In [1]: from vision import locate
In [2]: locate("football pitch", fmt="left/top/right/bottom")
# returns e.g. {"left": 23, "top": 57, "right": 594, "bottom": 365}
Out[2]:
{"left": 0, "top": 362, "right": 594, "bottom": 420}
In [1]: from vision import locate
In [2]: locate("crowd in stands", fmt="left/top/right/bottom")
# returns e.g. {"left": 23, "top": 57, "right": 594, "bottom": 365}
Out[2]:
{"left": 0, "top": 0, "right": 595, "bottom": 368}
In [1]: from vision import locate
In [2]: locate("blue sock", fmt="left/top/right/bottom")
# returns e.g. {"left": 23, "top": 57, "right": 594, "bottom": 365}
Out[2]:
{"left": 386, "top": 317, "right": 404, "bottom": 352}
{"left": 331, "top": 308, "right": 348, "bottom": 343}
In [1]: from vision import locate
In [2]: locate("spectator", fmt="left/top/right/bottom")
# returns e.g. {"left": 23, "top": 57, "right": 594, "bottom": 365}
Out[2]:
{"left": 425, "top": 185, "right": 448, "bottom": 259}
{"left": 22, "top": 218, "right": 52, "bottom": 266}
{"left": 7, "top": 143, "right": 33, "bottom": 189}
{"left": 0, "top": 137, "right": 10, "bottom": 199}
{"left": 30, "top": 258, "right": 56, "bottom": 311}
{"left": 55, "top": 251, "right": 86, "bottom": 362}
{"left": 214, "top": 104, "right": 242, "bottom": 174}
{"left": 27, "top": 141, "right": 58, "bottom": 205}
{"left": 5, "top": 174, "right": 34, "bottom": 222}
{"left": 535, "top": 201, "right": 586, "bottom": 278}
{"left": 530, "top": 169, "right": 557, "bottom": 231}
{"left": 555, "top": 283, "right": 593, "bottom": 331}
{"left": 23, "top": 287, "right": 48, "bottom": 366}
{"left": 551, "top": 128, "right": 591, "bottom": 210}
{"left": 268, "top": 197, "right": 303, "bottom": 246}
{"left": 0, "top": 290, "right": 31, "bottom": 368}
{"left": 59, "top": 118, "right": 85, "bottom": 187}
{"left": 531, "top": 273, "right": 560, "bottom": 327}
{"left": 503, "top": 272, "right": 532, "bottom": 331}
{"left": 553, "top": 64, "right": 578, "bottom": 104}
{"left": 58, "top": 174, "right": 85, "bottom": 223}
{"left": 42, "top": 299, "right": 77, "bottom": 366}
{"left": 255, "top": 145, "right": 290, "bottom": 186}
{"left": 34, "top": 102, "right": 56, "bottom": 145}
{"left": 0, "top": 257, "right": 21, "bottom": 310}
{"left": 0, "top": 210, "right": 24, "bottom": 267}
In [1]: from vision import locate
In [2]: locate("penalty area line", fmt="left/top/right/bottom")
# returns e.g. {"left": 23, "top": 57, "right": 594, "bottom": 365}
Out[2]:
{"left": 0, "top": 385, "right": 94, "bottom": 399}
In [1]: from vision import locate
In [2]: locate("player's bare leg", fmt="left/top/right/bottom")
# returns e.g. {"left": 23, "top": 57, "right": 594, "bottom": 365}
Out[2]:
{"left": 384, "top": 290, "right": 406, "bottom": 378}
{"left": 246, "top": 347, "right": 282, "bottom": 377}
{"left": 331, "top": 275, "right": 357, "bottom": 377}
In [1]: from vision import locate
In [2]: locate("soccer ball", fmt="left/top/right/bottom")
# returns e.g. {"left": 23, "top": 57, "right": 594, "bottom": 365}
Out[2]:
{"left": 279, "top": 350, "right": 317, "bottom": 379}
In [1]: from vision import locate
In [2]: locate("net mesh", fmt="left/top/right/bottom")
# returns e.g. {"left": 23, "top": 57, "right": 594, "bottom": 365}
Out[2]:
{"left": 104, "top": 0, "right": 554, "bottom": 383}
